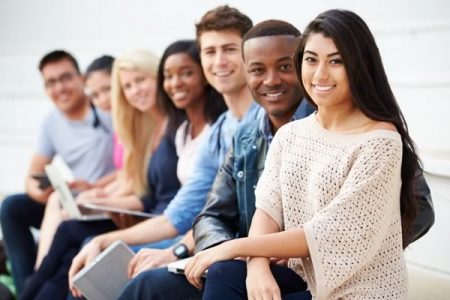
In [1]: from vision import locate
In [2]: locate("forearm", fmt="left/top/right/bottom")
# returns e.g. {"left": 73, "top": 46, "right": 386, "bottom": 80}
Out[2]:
{"left": 96, "top": 215, "right": 179, "bottom": 249}
{"left": 108, "top": 174, "right": 133, "bottom": 196}
{"left": 246, "top": 209, "right": 290, "bottom": 267}
{"left": 99, "top": 194, "right": 143, "bottom": 210}
{"left": 248, "top": 209, "right": 280, "bottom": 237}
{"left": 26, "top": 154, "right": 52, "bottom": 203}
{"left": 92, "top": 171, "right": 118, "bottom": 188}
{"left": 25, "top": 177, "right": 51, "bottom": 204}
{"left": 229, "top": 228, "right": 309, "bottom": 259}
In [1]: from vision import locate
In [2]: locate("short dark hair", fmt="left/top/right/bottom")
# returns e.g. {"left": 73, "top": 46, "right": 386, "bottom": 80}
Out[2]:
{"left": 242, "top": 19, "right": 301, "bottom": 59}
{"left": 196, "top": 5, "right": 252, "bottom": 43}
{"left": 157, "top": 40, "right": 227, "bottom": 134}
{"left": 85, "top": 55, "right": 115, "bottom": 78}
{"left": 243, "top": 19, "right": 301, "bottom": 43}
{"left": 38, "top": 50, "right": 80, "bottom": 73}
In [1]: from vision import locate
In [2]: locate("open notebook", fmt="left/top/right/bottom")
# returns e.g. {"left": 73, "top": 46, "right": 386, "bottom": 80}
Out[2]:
{"left": 81, "top": 203, "right": 158, "bottom": 219}
{"left": 44, "top": 164, "right": 108, "bottom": 221}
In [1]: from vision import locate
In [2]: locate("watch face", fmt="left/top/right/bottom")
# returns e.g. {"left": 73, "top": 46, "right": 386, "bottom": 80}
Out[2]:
{"left": 173, "top": 243, "right": 189, "bottom": 259}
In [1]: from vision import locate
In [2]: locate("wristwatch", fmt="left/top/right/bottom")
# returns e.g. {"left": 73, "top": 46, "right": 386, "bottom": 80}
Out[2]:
{"left": 172, "top": 243, "right": 189, "bottom": 259}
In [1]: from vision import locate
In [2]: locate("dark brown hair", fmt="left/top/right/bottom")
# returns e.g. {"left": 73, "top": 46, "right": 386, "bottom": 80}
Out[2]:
{"left": 38, "top": 50, "right": 80, "bottom": 73}
{"left": 195, "top": 5, "right": 252, "bottom": 45}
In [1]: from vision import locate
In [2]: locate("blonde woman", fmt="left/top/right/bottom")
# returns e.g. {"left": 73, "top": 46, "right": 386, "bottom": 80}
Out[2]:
{"left": 21, "top": 49, "right": 182, "bottom": 300}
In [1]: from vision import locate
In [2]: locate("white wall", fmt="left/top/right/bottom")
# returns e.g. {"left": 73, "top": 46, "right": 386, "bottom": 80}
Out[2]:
{"left": 0, "top": 0, "right": 449, "bottom": 191}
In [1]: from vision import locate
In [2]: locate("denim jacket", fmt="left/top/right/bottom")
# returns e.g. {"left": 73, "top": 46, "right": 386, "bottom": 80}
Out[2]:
{"left": 164, "top": 102, "right": 262, "bottom": 234}
{"left": 193, "top": 99, "right": 315, "bottom": 251}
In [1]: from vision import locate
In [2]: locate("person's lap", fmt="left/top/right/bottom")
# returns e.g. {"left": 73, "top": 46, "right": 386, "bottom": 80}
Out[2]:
{"left": 118, "top": 259, "right": 311, "bottom": 300}
{"left": 117, "top": 266, "right": 202, "bottom": 300}
{"left": 203, "top": 260, "right": 310, "bottom": 300}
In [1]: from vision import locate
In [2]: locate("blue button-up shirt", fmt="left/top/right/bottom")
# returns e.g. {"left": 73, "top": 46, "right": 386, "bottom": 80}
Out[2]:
{"left": 164, "top": 102, "right": 262, "bottom": 233}
{"left": 259, "top": 98, "right": 316, "bottom": 145}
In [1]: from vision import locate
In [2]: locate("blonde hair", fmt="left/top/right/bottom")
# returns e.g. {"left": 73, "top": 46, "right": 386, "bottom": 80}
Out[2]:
{"left": 111, "top": 49, "right": 160, "bottom": 196}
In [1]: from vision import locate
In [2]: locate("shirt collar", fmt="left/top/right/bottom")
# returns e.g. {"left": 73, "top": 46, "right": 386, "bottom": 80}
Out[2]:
{"left": 259, "top": 98, "right": 314, "bottom": 143}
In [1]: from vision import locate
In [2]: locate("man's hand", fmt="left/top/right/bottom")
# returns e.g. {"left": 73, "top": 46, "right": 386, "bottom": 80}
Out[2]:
{"left": 127, "top": 248, "right": 177, "bottom": 278}
{"left": 246, "top": 257, "right": 281, "bottom": 300}
{"left": 68, "top": 238, "right": 103, "bottom": 298}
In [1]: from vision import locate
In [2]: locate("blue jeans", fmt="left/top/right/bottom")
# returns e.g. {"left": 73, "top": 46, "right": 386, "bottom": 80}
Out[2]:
{"left": 0, "top": 193, "right": 45, "bottom": 295}
{"left": 203, "top": 260, "right": 311, "bottom": 300}
{"left": 117, "top": 267, "right": 202, "bottom": 300}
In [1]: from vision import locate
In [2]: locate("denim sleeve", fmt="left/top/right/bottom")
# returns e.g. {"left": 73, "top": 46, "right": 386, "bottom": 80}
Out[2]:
{"left": 163, "top": 136, "right": 220, "bottom": 234}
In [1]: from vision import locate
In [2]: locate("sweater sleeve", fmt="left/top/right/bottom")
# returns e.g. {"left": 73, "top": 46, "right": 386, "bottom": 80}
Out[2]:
{"left": 303, "top": 136, "right": 403, "bottom": 296}
{"left": 254, "top": 130, "right": 284, "bottom": 229}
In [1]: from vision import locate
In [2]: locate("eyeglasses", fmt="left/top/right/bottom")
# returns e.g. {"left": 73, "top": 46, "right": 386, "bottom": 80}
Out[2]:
{"left": 44, "top": 72, "right": 77, "bottom": 89}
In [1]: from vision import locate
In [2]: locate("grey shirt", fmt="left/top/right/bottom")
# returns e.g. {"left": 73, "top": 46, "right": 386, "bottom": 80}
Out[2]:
{"left": 37, "top": 106, "right": 115, "bottom": 182}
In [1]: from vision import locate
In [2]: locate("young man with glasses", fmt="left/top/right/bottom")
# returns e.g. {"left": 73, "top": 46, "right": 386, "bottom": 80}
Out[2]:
{"left": 0, "top": 50, "right": 115, "bottom": 296}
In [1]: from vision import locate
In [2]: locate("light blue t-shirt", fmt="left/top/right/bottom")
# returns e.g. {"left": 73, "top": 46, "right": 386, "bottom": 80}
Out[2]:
{"left": 37, "top": 106, "right": 115, "bottom": 183}
{"left": 164, "top": 102, "right": 262, "bottom": 233}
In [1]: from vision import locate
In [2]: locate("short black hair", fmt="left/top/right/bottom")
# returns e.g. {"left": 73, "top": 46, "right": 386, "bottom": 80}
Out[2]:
{"left": 86, "top": 55, "right": 115, "bottom": 78}
{"left": 243, "top": 19, "right": 301, "bottom": 44}
{"left": 38, "top": 50, "right": 80, "bottom": 73}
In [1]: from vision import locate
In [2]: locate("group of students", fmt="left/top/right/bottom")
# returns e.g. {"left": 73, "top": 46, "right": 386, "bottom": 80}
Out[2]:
{"left": 0, "top": 5, "right": 435, "bottom": 300}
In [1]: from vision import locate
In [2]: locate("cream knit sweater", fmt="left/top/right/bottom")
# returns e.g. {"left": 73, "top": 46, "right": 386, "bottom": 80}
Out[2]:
{"left": 255, "top": 114, "right": 407, "bottom": 299}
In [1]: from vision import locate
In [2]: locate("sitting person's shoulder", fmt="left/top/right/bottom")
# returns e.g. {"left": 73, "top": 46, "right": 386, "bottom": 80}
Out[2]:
{"left": 369, "top": 121, "right": 397, "bottom": 133}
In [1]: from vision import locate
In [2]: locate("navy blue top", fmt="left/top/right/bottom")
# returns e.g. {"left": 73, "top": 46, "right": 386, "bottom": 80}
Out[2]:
{"left": 141, "top": 132, "right": 181, "bottom": 214}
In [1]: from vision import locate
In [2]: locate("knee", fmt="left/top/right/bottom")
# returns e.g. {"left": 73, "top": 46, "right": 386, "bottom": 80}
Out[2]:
{"left": 0, "top": 194, "right": 23, "bottom": 223}
{"left": 118, "top": 271, "right": 159, "bottom": 299}
{"left": 207, "top": 260, "right": 246, "bottom": 281}
{"left": 53, "top": 220, "right": 79, "bottom": 241}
